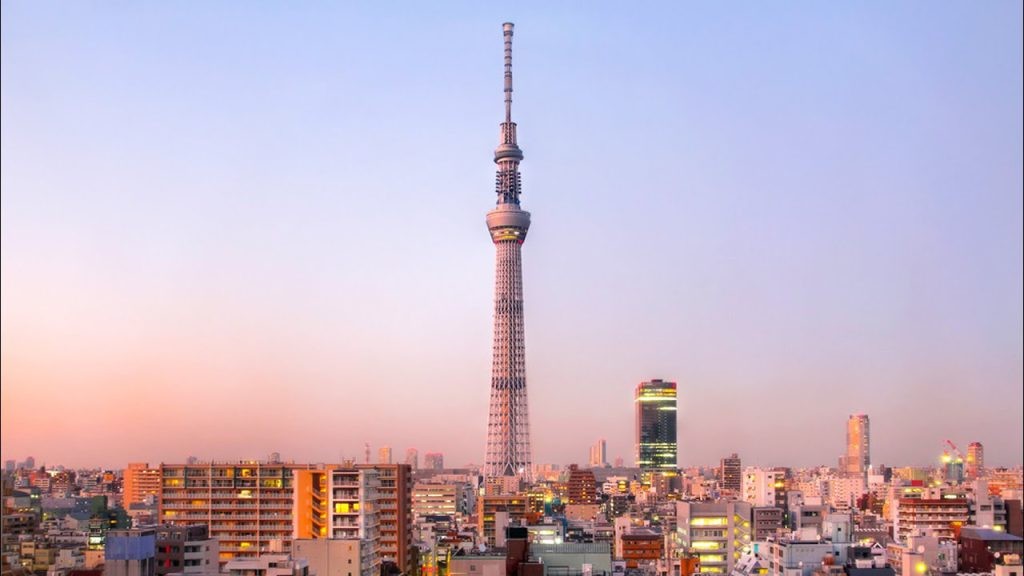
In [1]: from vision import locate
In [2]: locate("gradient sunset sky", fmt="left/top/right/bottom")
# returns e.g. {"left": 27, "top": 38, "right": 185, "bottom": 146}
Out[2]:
{"left": 2, "top": 2, "right": 1022, "bottom": 470}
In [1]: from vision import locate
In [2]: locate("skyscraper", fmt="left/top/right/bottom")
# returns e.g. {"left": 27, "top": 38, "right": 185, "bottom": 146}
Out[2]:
{"left": 634, "top": 379, "right": 678, "bottom": 471}
{"left": 589, "top": 439, "right": 607, "bottom": 468}
{"left": 379, "top": 446, "right": 392, "bottom": 465}
{"left": 484, "top": 23, "right": 533, "bottom": 483}
{"left": 844, "top": 414, "right": 870, "bottom": 477}
{"left": 405, "top": 448, "right": 418, "bottom": 470}
{"left": 966, "top": 441, "right": 984, "bottom": 480}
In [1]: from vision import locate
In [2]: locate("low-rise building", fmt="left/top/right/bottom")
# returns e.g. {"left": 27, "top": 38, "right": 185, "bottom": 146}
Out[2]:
{"left": 959, "top": 526, "right": 1024, "bottom": 572}
{"left": 223, "top": 555, "right": 309, "bottom": 576}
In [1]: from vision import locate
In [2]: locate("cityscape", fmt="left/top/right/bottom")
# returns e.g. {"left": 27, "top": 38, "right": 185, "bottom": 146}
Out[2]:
{"left": 2, "top": 6, "right": 1022, "bottom": 576}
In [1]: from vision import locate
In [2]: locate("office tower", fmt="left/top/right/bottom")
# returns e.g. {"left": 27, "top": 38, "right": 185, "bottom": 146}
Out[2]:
{"left": 154, "top": 525, "right": 218, "bottom": 576}
{"left": 124, "top": 463, "right": 162, "bottom": 508}
{"left": 844, "top": 414, "right": 870, "bottom": 477}
{"left": 405, "top": 448, "right": 418, "bottom": 470}
{"left": 566, "top": 465, "right": 598, "bottom": 505}
{"left": 589, "top": 439, "right": 607, "bottom": 468}
{"left": 423, "top": 453, "right": 444, "bottom": 471}
{"left": 966, "top": 442, "right": 985, "bottom": 480}
{"left": 357, "top": 464, "right": 413, "bottom": 575}
{"left": 378, "top": 446, "right": 392, "bottom": 465}
{"left": 675, "top": 501, "right": 752, "bottom": 574}
{"left": 720, "top": 454, "right": 742, "bottom": 494}
{"left": 106, "top": 528, "right": 156, "bottom": 576}
{"left": 484, "top": 22, "right": 534, "bottom": 484}
{"left": 634, "top": 379, "right": 678, "bottom": 471}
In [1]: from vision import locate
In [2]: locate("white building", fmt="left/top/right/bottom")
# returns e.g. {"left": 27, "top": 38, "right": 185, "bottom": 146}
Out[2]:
{"left": 676, "top": 501, "right": 752, "bottom": 574}
{"left": 743, "top": 468, "right": 784, "bottom": 507}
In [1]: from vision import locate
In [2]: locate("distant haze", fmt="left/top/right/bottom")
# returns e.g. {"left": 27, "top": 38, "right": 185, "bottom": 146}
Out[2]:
{"left": 2, "top": 2, "right": 1022, "bottom": 469}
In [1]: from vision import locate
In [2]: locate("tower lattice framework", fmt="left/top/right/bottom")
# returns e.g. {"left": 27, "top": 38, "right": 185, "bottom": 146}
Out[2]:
{"left": 484, "top": 22, "right": 533, "bottom": 483}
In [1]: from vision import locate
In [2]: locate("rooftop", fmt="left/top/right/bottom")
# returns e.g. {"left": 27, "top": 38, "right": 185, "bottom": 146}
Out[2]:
{"left": 960, "top": 527, "right": 1024, "bottom": 542}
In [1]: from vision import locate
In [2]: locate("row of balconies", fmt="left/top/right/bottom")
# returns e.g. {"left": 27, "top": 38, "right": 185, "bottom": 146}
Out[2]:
{"left": 210, "top": 524, "right": 259, "bottom": 530}
{"left": 163, "top": 502, "right": 293, "bottom": 510}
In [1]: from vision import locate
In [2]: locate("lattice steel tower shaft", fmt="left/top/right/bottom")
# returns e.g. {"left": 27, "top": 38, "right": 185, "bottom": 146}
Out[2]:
{"left": 484, "top": 22, "right": 533, "bottom": 483}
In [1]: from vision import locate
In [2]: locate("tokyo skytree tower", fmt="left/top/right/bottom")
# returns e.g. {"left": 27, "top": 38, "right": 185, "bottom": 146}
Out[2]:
{"left": 483, "top": 23, "right": 533, "bottom": 483}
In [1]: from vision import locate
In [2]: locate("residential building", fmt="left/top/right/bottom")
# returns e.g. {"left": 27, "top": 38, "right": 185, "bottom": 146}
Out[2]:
{"left": 159, "top": 462, "right": 386, "bottom": 564}
{"left": 959, "top": 526, "right": 1023, "bottom": 572}
{"left": 743, "top": 468, "right": 785, "bottom": 508}
{"left": 478, "top": 494, "right": 531, "bottom": 547}
{"left": 751, "top": 507, "right": 783, "bottom": 541}
{"left": 154, "top": 525, "right": 218, "bottom": 576}
{"left": 567, "top": 465, "right": 598, "bottom": 505}
{"left": 223, "top": 555, "right": 309, "bottom": 576}
{"left": 357, "top": 464, "right": 413, "bottom": 575}
{"left": 966, "top": 443, "right": 985, "bottom": 480}
{"left": 124, "top": 464, "right": 162, "bottom": 509}
{"left": 892, "top": 497, "right": 969, "bottom": 542}
{"left": 621, "top": 529, "right": 662, "bottom": 570}
{"left": 106, "top": 528, "right": 156, "bottom": 576}
{"left": 293, "top": 538, "right": 373, "bottom": 576}
{"left": 720, "top": 454, "right": 742, "bottom": 495}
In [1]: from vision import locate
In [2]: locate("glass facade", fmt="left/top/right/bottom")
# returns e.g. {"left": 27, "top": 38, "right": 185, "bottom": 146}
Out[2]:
{"left": 634, "top": 379, "right": 678, "bottom": 470}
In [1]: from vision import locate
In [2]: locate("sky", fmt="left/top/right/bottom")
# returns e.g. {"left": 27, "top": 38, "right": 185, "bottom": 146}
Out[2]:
{"left": 2, "top": 2, "right": 1022, "bottom": 471}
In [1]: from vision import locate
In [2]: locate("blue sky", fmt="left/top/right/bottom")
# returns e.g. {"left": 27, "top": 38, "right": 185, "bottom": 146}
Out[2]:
{"left": 2, "top": 2, "right": 1022, "bottom": 468}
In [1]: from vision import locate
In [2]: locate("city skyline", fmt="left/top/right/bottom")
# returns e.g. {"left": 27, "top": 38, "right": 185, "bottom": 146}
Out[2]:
{"left": 2, "top": 3, "right": 1022, "bottom": 469}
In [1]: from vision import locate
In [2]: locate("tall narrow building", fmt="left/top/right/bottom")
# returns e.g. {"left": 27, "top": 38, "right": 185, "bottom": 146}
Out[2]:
{"left": 966, "top": 441, "right": 984, "bottom": 479}
{"left": 589, "top": 439, "right": 608, "bottom": 468}
{"left": 484, "top": 22, "right": 533, "bottom": 483}
{"left": 635, "top": 379, "right": 678, "bottom": 471}
{"left": 844, "top": 413, "right": 870, "bottom": 478}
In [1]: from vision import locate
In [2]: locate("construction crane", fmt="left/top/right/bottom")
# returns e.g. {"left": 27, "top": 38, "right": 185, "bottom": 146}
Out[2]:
{"left": 941, "top": 439, "right": 964, "bottom": 466}
{"left": 945, "top": 439, "right": 963, "bottom": 460}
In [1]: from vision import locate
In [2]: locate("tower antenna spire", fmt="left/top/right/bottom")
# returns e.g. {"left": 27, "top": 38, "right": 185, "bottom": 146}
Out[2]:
{"left": 503, "top": 22, "right": 514, "bottom": 123}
